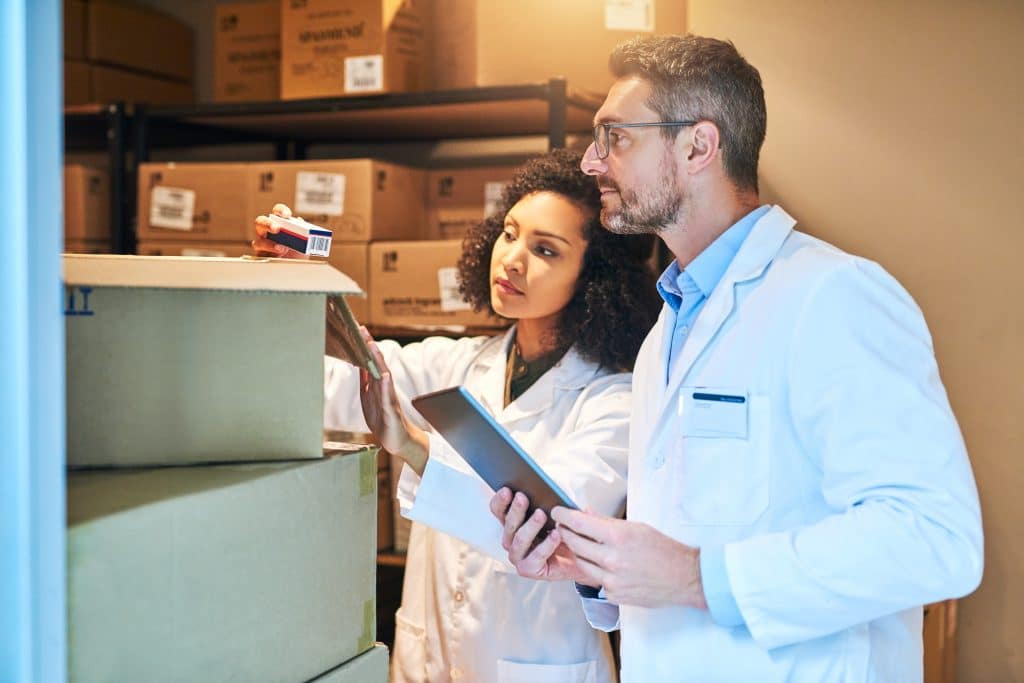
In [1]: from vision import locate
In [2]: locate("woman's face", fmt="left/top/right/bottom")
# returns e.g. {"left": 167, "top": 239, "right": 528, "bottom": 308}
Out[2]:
{"left": 489, "top": 191, "right": 590, "bottom": 322}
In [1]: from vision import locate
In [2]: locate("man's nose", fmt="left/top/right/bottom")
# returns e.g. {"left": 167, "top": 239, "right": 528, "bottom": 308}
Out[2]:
{"left": 580, "top": 142, "right": 607, "bottom": 176}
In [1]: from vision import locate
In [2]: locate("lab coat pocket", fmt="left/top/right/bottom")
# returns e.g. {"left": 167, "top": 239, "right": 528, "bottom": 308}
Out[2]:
{"left": 676, "top": 393, "right": 771, "bottom": 525}
{"left": 392, "top": 608, "right": 427, "bottom": 683}
{"left": 497, "top": 658, "right": 598, "bottom": 683}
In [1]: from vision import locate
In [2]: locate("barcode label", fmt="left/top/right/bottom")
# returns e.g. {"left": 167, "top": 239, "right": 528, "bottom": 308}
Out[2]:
{"left": 345, "top": 55, "right": 384, "bottom": 93}
{"left": 150, "top": 186, "right": 196, "bottom": 230}
{"left": 295, "top": 172, "right": 345, "bottom": 216}
{"left": 306, "top": 229, "right": 333, "bottom": 257}
{"left": 484, "top": 181, "right": 508, "bottom": 217}
{"left": 605, "top": 0, "right": 655, "bottom": 32}
{"left": 438, "top": 267, "right": 471, "bottom": 312}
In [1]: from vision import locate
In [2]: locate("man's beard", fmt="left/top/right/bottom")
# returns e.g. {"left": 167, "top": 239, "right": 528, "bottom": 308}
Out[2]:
{"left": 600, "top": 158, "right": 682, "bottom": 235}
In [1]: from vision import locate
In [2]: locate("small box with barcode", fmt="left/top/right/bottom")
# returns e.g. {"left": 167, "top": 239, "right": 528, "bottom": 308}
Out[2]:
{"left": 267, "top": 214, "right": 333, "bottom": 257}
{"left": 63, "top": 254, "right": 366, "bottom": 467}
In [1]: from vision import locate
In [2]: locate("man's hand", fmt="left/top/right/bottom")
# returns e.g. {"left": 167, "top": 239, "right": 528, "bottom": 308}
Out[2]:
{"left": 358, "top": 327, "right": 428, "bottom": 475}
{"left": 550, "top": 507, "right": 707, "bottom": 610}
{"left": 252, "top": 203, "right": 308, "bottom": 258}
{"left": 489, "top": 488, "right": 592, "bottom": 584}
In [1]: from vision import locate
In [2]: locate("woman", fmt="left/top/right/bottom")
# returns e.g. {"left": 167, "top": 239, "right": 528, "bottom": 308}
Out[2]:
{"left": 253, "top": 149, "right": 659, "bottom": 682}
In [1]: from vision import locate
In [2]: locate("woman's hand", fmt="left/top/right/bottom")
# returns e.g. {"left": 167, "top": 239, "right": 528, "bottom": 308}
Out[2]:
{"left": 251, "top": 203, "right": 308, "bottom": 258}
{"left": 358, "top": 327, "right": 429, "bottom": 475}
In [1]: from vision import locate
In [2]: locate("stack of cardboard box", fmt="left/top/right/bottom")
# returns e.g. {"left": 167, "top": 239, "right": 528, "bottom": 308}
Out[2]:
{"left": 135, "top": 159, "right": 506, "bottom": 331}
{"left": 63, "top": 254, "right": 388, "bottom": 682}
{"left": 64, "top": 0, "right": 194, "bottom": 107}
{"left": 215, "top": 0, "right": 687, "bottom": 103}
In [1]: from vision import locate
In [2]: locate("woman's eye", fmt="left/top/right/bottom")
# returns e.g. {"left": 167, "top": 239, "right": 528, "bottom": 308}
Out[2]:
{"left": 502, "top": 229, "right": 516, "bottom": 242}
{"left": 534, "top": 245, "right": 557, "bottom": 257}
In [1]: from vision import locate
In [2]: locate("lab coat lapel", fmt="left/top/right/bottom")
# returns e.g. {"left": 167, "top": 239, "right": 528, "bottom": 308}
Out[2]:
{"left": 472, "top": 328, "right": 516, "bottom": 415}
{"left": 651, "top": 206, "right": 797, "bottom": 430}
{"left": 502, "top": 346, "right": 597, "bottom": 426}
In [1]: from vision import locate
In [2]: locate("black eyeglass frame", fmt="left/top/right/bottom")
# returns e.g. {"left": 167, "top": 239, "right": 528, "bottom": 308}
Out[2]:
{"left": 592, "top": 121, "right": 699, "bottom": 160}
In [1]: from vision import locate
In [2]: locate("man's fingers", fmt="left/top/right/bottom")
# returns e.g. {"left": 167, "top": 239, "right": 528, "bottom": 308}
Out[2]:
{"left": 501, "top": 492, "right": 530, "bottom": 554}
{"left": 509, "top": 507, "right": 548, "bottom": 563}
{"left": 551, "top": 506, "right": 612, "bottom": 543}
{"left": 490, "top": 488, "right": 513, "bottom": 526}
{"left": 516, "top": 528, "right": 561, "bottom": 578}
{"left": 272, "top": 203, "right": 292, "bottom": 218}
{"left": 558, "top": 522, "right": 609, "bottom": 568}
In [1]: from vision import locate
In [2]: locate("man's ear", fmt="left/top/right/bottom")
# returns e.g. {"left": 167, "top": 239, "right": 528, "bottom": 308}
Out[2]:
{"left": 685, "top": 121, "right": 721, "bottom": 173}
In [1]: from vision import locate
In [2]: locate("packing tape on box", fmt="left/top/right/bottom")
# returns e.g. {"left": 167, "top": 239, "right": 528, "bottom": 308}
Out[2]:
{"left": 360, "top": 599, "right": 375, "bottom": 654}
{"left": 360, "top": 449, "right": 377, "bottom": 497}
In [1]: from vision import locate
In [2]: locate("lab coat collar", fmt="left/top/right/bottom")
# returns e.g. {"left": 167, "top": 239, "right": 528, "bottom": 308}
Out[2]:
{"left": 652, "top": 206, "right": 796, "bottom": 428}
{"left": 473, "top": 326, "right": 603, "bottom": 422}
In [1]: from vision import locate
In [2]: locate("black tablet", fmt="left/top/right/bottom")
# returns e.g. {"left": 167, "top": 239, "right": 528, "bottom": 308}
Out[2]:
{"left": 411, "top": 386, "right": 580, "bottom": 530}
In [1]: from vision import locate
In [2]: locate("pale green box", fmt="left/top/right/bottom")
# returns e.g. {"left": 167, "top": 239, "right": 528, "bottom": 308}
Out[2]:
{"left": 311, "top": 643, "right": 390, "bottom": 682}
{"left": 67, "top": 448, "right": 379, "bottom": 683}
{"left": 64, "top": 254, "right": 363, "bottom": 467}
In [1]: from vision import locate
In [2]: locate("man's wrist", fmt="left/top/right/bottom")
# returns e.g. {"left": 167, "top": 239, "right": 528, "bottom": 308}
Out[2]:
{"left": 398, "top": 425, "right": 429, "bottom": 476}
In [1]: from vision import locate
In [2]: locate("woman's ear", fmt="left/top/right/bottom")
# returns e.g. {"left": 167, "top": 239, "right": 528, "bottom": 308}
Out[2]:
{"left": 685, "top": 121, "right": 721, "bottom": 174}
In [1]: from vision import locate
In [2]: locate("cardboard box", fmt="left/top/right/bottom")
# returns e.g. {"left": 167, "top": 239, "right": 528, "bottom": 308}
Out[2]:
{"left": 67, "top": 450, "right": 378, "bottom": 683}
{"left": 215, "top": 1, "right": 281, "bottom": 103}
{"left": 64, "top": 165, "right": 109, "bottom": 241}
{"left": 425, "top": 165, "right": 517, "bottom": 239}
{"left": 64, "top": 254, "right": 363, "bottom": 467}
{"left": 65, "top": 0, "right": 86, "bottom": 60}
{"left": 281, "top": 0, "right": 430, "bottom": 99}
{"left": 64, "top": 59, "right": 91, "bottom": 105}
{"left": 136, "top": 240, "right": 253, "bottom": 259}
{"left": 90, "top": 63, "right": 194, "bottom": 106}
{"left": 137, "top": 162, "right": 252, "bottom": 242}
{"left": 86, "top": 0, "right": 193, "bottom": 82}
{"left": 368, "top": 240, "right": 500, "bottom": 328}
{"left": 250, "top": 160, "right": 425, "bottom": 242}
{"left": 311, "top": 644, "right": 389, "bottom": 683}
{"left": 432, "top": 0, "right": 687, "bottom": 95}
{"left": 328, "top": 242, "right": 370, "bottom": 321}
{"left": 135, "top": 240, "right": 371, "bottom": 321}
{"left": 64, "top": 239, "right": 111, "bottom": 255}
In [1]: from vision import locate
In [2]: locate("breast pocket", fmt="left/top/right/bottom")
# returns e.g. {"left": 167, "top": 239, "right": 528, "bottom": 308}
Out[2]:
{"left": 675, "top": 391, "right": 771, "bottom": 526}
{"left": 497, "top": 658, "right": 598, "bottom": 683}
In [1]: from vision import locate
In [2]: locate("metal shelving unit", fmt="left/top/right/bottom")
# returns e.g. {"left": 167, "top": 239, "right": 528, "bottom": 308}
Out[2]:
{"left": 132, "top": 78, "right": 598, "bottom": 162}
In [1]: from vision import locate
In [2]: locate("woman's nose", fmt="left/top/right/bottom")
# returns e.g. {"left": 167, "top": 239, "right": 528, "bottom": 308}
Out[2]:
{"left": 580, "top": 142, "right": 607, "bottom": 176}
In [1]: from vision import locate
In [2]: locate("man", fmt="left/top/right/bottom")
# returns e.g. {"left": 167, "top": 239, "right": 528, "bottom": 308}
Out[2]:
{"left": 491, "top": 35, "right": 983, "bottom": 681}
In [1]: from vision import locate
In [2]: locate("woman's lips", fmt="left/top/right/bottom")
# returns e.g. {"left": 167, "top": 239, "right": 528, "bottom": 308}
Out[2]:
{"left": 495, "top": 278, "right": 524, "bottom": 295}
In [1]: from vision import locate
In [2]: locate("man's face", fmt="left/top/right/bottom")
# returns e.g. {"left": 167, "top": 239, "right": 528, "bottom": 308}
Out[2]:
{"left": 581, "top": 77, "right": 686, "bottom": 235}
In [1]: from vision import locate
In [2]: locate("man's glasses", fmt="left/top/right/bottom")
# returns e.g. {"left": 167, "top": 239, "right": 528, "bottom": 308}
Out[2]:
{"left": 592, "top": 121, "right": 699, "bottom": 160}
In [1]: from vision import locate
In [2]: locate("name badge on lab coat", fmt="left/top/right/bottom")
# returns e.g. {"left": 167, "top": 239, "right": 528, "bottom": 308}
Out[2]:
{"left": 679, "top": 388, "right": 748, "bottom": 439}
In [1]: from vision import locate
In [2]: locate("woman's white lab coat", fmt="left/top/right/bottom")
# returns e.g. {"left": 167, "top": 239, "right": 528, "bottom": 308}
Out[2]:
{"left": 324, "top": 327, "right": 630, "bottom": 683}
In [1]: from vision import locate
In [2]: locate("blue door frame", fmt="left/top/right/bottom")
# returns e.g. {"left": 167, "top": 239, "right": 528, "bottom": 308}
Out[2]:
{"left": 0, "top": 1, "right": 66, "bottom": 681}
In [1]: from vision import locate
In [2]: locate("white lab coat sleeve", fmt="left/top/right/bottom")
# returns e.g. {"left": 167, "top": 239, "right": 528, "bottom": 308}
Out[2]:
{"left": 323, "top": 335, "right": 488, "bottom": 433}
{"left": 725, "top": 259, "right": 984, "bottom": 650}
{"left": 398, "top": 431, "right": 515, "bottom": 566}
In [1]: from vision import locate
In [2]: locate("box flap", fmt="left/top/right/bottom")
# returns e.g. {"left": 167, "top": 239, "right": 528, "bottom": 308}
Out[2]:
{"left": 63, "top": 254, "right": 363, "bottom": 295}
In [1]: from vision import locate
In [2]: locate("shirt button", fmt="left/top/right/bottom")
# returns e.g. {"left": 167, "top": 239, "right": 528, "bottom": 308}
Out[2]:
{"left": 454, "top": 591, "right": 464, "bottom": 603}
{"left": 451, "top": 667, "right": 462, "bottom": 679}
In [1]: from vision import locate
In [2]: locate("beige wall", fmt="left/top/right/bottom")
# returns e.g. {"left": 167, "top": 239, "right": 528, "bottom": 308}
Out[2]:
{"left": 687, "top": 1, "right": 1023, "bottom": 680}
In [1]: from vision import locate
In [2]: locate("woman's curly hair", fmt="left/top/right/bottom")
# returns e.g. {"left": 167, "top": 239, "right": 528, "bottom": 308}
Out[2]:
{"left": 457, "top": 148, "right": 661, "bottom": 372}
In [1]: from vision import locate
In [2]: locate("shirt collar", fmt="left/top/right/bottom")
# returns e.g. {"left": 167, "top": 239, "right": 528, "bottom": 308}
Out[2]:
{"left": 656, "top": 205, "right": 771, "bottom": 309}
